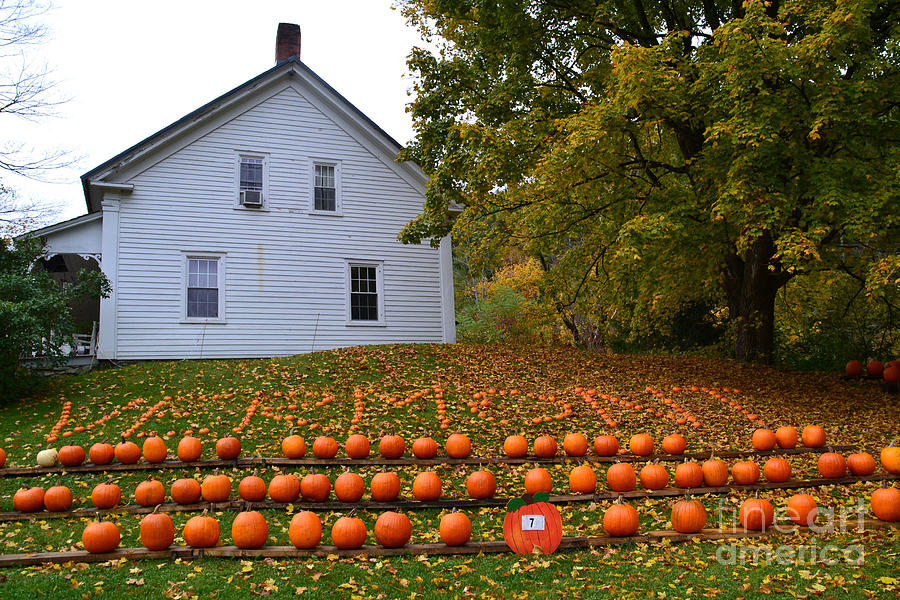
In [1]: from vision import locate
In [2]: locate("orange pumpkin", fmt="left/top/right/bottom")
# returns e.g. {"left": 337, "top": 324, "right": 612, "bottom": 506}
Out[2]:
{"left": 312, "top": 436, "right": 338, "bottom": 459}
{"left": 801, "top": 425, "right": 826, "bottom": 448}
{"left": 334, "top": 472, "right": 365, "bottom": 502}
{"left": 379, "top": 434, "right": 406, "bottom": 459}
{"left": 282, "top": 434, "right": 307, "bottom": 459}
{"left": 82, "top": 519, "right": 120, "bottom": 554}
{"left": 731, "top": 461, "right": 760, "bottom": 485}
{"left": 786, "top": 493, "right": 818, "bottom": 526}
{"left": 845, "top": 360, "right": 863, "bottom": 376}
{"left": 629, "top": 434, "right": 654, "bottom": 456}
{"left": 184, "top": 510, "right": 220, "bottom": 547}
{"left": 13, "top": 485, "right": 44, "bottom": 512}
{"left": 739, "top": 498, "right": 774, "bottom": 530}
{"left": 88, "top": 443, "right": 115, "bottom": 466}
{"left": 0, "top": 446, "right": 5, "bottom": 468}
{"left": 445, "top": 433, "right": 472, "bottom": 458}
{"left": 170, "top": 478, "right": 202, "bottom": 505}
{"left": 201, "top": 472, "right": 232, "bottom": 503}
{"left": 818, "top": 452, "right": 846, "bottom": 478}
{"left": 91, "top": 480, "right": 121, "bottom": 509}
{"left": 238, "top": 474, "right": 268, "bottom": 502}
{"left": 232, "top": 510, "right": 268, "bottom": 549}
{"left": 268, "top": 473, "right": 301, "bottom": 503}
{"left": 412, "top": 436, "right": 438, "bottom": 459}
{"left": 58, "top": 445, "right": 86, "bottom": 467}
{"left": 533, "top": 436, "right": 558, "bottom": 458}
{"left": 671, "top": 498, "right": 707, "bottom": 533}
{"left": 332, "top": 515, "right": 367, "bottom": 549}
{"left": 140, "top": 510, "right": 175, "bottom": 550}
{"left": 466, "top": 469, "right": 497, "bottom": 499}
{"left": 439, "top": 511, "right": 472, "bottom": 546}
{"left": 177, "top": 436, "right": 202, "bottom": 462}
{"left": 702, "top": 456, "right": 729, "bottom": 487}
{"left": 114, "top": 437, "right": 141, "bottom": 464}
{"left": 593, "top": 435, "right": 619, "bottom": 456}
{"left": 215, "top": 436, "right": 242, "bottom": 460}
{"left": 568, "top": 464, "right": 597, "bottom": 494}
{"left": 603, "top": 502, "right": 639, "bottom": 536}
{"left": 374, "top": 511, "right": 411, "bottom": 548}
{"left": 345, "top": 434, "right": 371, "bottom": 459}
{"left": 44, "top": 485, "right": 73, "bottom": 512}
{"left": 639, "top": 463, "right": 669, "bottom": 490}
{"left": 300, "top": 472, "right": 331, "bottom": 502}
{"left": 867, "top": 360, "right": 884, "bottom": 377}
{"left": 370, "top": 472, "right": 401, "bottom": 501}
{"left": 762, "top": 457, "right": 792, "bottom": 483}
{"left": 674, "top": 461, "right": 703, "bottom": 489}
{"left": 563, "top": 433, "right": 589, "bottom": 457}
{"left": 524, "top": 467, "right": 552, "bottom": 494}
{"left": 503, "top": 434, "right": 528, "bottom": 458}
{"left": 142, "top": 436, "right": 167, "bottom": 463}
{"left": 775, "top": 426, "right": 798, "bottom": 449}
{"left": 871, "top": 487, "right": 900, "bottom": 522}
{"left": 289, "top": 511, "right": 322, "bottom": 548}
{"left": 135, "top": 476, "right": 166, "bottom": 507}
{"left": 847, "top": 452, "right": 876, "bottom": 476}
{"left": 661, "top": 434, "right": 686, "bottom": 455}
{"left": 607, "top": 463, "right": 637, "bottom": 492}
{"left": 882, "top": 442, "right": 900, "bottom": 474}
{"left": 413, "top": 471, "right": 442, "bottom": 501}
{"left": 751, "top": 429, "right": 776, "bottom": 451}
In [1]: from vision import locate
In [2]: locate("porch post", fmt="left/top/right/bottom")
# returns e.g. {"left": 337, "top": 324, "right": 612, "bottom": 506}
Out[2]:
{"left": 97, "top": 195, "right": 120, "bottom": 359}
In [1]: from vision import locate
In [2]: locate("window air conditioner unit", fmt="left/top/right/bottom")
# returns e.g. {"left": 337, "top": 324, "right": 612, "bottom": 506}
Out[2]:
{"left": 240, "top": 190, "right": 263, "bottom": 207}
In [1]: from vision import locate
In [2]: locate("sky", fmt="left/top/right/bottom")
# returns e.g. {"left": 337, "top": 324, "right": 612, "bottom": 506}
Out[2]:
{"left": 5, "top": 0, "right": 428, "bottom": 223}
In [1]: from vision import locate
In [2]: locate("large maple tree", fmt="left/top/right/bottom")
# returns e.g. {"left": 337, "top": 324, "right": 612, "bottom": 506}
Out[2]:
{"left": 397, "top": 0, "right": 900, "bottom": 363}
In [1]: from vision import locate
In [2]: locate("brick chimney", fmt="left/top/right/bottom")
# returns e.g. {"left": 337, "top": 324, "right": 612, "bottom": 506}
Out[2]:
{"left": 275, "top": 23, "right": 301, "bottom": 63}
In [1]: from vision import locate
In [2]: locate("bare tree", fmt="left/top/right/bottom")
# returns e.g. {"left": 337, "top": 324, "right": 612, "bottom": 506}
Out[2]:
{"left": 0, "top": 0, "right": 71, "bottom": 234}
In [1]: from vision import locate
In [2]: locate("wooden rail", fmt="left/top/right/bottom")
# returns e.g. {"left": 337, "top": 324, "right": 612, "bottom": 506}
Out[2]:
{"left": 0, "top": 445, "right": 858, "bottom": 478}
{"left": 0, "top": 519, "right": 895, "bottom": 567}
{"left": 1, "top": 473, "right": 895, "bottom": 523}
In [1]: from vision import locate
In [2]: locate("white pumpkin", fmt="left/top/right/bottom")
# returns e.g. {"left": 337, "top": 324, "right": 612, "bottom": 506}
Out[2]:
{"left": 36, "top": 448, "right": 58, "bottom": 467}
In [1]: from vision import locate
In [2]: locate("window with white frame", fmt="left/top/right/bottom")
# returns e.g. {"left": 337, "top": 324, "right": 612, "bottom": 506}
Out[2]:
{"left": 310, "top": 160, "right": 341, "bottom": 214}
{"left": 186, "top": 257, "right": 222, "bottom": 319}
{"left": 348, "top": 263, "right": 383, "bottom": 323}
{"left": 237, "top": 154, "right": 266, "bottom": 208}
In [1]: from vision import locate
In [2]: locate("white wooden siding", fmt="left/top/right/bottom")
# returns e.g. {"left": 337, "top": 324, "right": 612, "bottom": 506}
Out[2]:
{"left": 112, "top": 85, "right": 445, "bottom": 359}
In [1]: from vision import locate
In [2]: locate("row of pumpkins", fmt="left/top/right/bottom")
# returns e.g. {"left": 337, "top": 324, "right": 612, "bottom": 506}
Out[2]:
{"left": 13, "top": 442, "right": 899, "bottom": 514}
{"left": 10, "top": 424, "right": 856, "bottom": 470}
{"left": 846, "top": 359, "right": 900, "bottom": 381}
{"left": 76, "top": 484, "right": 900, "bottom": 555}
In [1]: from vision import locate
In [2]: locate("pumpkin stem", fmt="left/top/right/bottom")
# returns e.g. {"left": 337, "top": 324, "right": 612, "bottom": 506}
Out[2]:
{"left": 617, "top": 494, "right": 624, "bottom": 504}
{"left": 152, "top": 504, "right": 161, "bottom": 514}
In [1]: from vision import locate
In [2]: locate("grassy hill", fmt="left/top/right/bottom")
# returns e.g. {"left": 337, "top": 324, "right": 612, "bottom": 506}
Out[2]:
{"left": 0, "top": 344, "right": 898, "bottom": 599}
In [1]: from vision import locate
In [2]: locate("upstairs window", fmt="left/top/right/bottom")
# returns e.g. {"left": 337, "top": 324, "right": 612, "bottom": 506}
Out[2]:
{"left": 236, "top": 153, "right": 267, "bottom": 208}
{"left": 314, "top": 164, "right": 336, "bottom": 211}
{"left": 310, "top": 160, "right": 342, "bottom": 215}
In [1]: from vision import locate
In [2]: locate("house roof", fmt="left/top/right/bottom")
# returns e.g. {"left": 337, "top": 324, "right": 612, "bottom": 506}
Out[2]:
{"left": 15, "top": 211, "right": 102, "bottom": 240}
{"left": 80, "top": 57, "right": 418, "bottom": 213}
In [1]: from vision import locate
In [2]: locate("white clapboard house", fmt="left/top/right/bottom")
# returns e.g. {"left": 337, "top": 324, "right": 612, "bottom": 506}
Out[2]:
{"left": 27, "top": 24, "right": 456, "bottom": 361}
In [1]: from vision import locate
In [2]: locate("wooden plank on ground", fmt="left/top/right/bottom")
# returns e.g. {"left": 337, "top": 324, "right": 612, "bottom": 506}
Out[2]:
{"left": 0, "top": 519, "right": 896, "bottom": 567}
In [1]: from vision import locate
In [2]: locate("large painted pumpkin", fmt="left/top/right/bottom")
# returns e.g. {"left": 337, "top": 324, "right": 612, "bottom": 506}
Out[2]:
{"left": 503, "top": 492, "right": 563, "bottom": 554}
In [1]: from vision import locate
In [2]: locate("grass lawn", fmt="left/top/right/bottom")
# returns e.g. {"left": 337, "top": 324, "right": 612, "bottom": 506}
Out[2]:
{"left": 0, "top": 343, "right": 898, "bottom": 599}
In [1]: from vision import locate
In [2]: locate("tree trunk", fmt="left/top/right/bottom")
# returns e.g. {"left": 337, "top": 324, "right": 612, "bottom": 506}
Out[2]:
{"left": 722, "top": 232, "right": 791, "bottom": 364}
